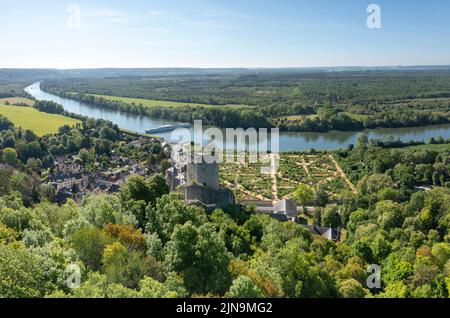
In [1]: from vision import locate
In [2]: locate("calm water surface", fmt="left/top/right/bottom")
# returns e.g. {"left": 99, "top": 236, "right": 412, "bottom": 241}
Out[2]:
{"left": 25, "top": 83, "right": 450, "bottom": 152}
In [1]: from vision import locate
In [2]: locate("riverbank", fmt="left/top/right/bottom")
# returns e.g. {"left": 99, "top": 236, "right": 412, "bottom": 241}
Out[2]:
{"left": 25, "top": 83, "right": 450, "bottom": 152}
{"left": 40, "top": 82, "right": 450, "bottom": 134}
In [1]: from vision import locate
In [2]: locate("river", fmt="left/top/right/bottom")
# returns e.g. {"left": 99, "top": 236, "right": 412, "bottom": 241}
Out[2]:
{"left": 25, "top": 83, "right": 450, "bottom": 152}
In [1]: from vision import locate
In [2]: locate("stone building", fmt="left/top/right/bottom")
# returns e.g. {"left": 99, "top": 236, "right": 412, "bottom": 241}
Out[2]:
{"left": 167, "top": 149, "right": 235, "bottom": 211}
{"left": 241, "top": 198, "right": 340, "bottom": 241}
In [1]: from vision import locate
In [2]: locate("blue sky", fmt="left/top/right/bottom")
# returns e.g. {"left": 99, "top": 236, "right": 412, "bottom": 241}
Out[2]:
{"left": 1, "top": 0, "right": 450, "bottom": 68}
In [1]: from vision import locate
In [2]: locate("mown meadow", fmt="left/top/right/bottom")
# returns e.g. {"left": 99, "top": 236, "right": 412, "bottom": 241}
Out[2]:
{"left": 0, "top": 104, "right": 81, "bottom": 136}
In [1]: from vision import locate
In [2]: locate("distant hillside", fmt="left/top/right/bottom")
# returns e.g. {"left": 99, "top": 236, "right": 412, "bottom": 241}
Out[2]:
{"left": 2, "top": 65, "right": 450, "bottom": 83}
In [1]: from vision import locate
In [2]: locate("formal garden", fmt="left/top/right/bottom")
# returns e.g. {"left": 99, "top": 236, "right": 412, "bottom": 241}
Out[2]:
{"left": 220, "top": 151, "right": 355, "bottom": 202}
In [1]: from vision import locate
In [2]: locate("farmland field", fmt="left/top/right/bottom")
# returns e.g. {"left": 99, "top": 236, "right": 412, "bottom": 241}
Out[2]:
{"left": 0, "top": 104, "right": 81, "bottom": 136}
{"left": 283, "top": 114, "right": 319, "bottom": 121}
{"left": 0, "top": 97, "right": 35, "bottom": 106}
{"left": 87, "top": 93, "right": 249, "bottom": 109}
{"left": 403, "top": 143, "right": 450, "bottom": 151}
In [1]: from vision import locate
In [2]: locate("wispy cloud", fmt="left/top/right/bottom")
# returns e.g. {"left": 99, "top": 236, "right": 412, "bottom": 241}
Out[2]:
{"left": 143, "top": 7, "right": 255, "bottom": 30}
{"left": 78, "top": 5, "right": 264, "bottom": 32}
{"left": 85, "top": 8, "right": 125, "bottom": 18}
{"left": 85, "top": 8, "right": 131, "bottom": 25}
{"left": 149, "top": 10, "right": 164, "bottom": 16}
{"left": 197, "top": 7, "right": 260, "bottom": 22}
{"left": 141, "top": 26, "right": 170, "bottom": 33}
{"left": 105, "top": 17, "right": 128, "bottom": 24}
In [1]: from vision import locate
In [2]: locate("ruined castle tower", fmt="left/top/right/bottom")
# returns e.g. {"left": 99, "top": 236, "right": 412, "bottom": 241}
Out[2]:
{"left": 186, "top": 153, "right": 219, "bottom": 190}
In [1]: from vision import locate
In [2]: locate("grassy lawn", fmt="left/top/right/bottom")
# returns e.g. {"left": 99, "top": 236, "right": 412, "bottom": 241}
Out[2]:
{"left": 87, "top": 93, "right": 249, "bottom": 109}
{"left": 0, "top": 104, "right": 81, "bottom": 136}
{"left": 283, "top": 114, "right": 319, "bottom": 121}
{"left": 0, "top": 97, "right": 35, "bottom": 106}
{"left": 278, "top": 113, "right": 369, "bottom": 122}
{"left": 344, "top": 112, "right": 371, "bottom": 120}
{"left": 403, "top": 143, "right": 450, "bottom": 151}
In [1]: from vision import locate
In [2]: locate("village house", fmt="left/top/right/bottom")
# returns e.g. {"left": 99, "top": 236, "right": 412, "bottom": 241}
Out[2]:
{"left": 49, "top": 173, "right": 84, "bottom": 192}
{"left": 305, "top": 225, "right": 341, "bottom": 241}
{"left": 47, "top": 150, "right": 148, "bottom": 204}
{"left": 242, "top": 198, "right": 340, "bottom": 241}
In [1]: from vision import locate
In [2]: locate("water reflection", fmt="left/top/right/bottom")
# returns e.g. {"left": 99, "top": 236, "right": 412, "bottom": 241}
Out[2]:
{"left": 25, "top": 83, "right": 450, "bottom": 152}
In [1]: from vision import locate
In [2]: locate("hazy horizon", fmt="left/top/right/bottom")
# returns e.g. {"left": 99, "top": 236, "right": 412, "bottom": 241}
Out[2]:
{"left": 3, "top": 64, "right": 450, "bottom": 71}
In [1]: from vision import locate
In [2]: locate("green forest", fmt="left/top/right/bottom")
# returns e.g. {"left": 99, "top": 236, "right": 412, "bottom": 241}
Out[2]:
{"left": 1, "top": 110, "right": 450, "bottom": 298}
{"left": 0, "top": 68, "right": 449, "bottom": 299}
{"left": 42, "top": 70, "right": 450, "bottom": 131}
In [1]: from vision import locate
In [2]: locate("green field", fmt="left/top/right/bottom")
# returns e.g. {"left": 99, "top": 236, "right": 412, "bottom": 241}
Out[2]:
{"left": 344, "top": 112, "right": 371, "bottom": 120}
{"left": 284, "top": 114, "right": 319, "bottom": 121}
{"left": 87, "top": 93, "right": 249, "bottom": 109}
{"left": 0, "top": 97, "right": 35, "bottom": 106}
{"left": 403, "top": 143, "right": 450, "bottom": 151}
{"left": 0, "top": 104, "right": 81, "bottom": 136}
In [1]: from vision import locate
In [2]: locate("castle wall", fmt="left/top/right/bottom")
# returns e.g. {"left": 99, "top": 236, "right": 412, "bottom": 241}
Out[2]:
{"left": 186, "top": 161, "right": 219, "bottom": 190}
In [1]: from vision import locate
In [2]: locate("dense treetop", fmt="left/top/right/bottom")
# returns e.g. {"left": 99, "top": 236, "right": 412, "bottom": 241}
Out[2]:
{"left": 42, "top": 70, "right": 450, "bottom": 132}
{"left": 1, "top": 116, "right": 450, "bottom": 297}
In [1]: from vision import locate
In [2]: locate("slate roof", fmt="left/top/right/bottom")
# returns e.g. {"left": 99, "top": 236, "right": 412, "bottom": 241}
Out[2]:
{"left": 305, "top": 225, "right": 340, "bottom": 241}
